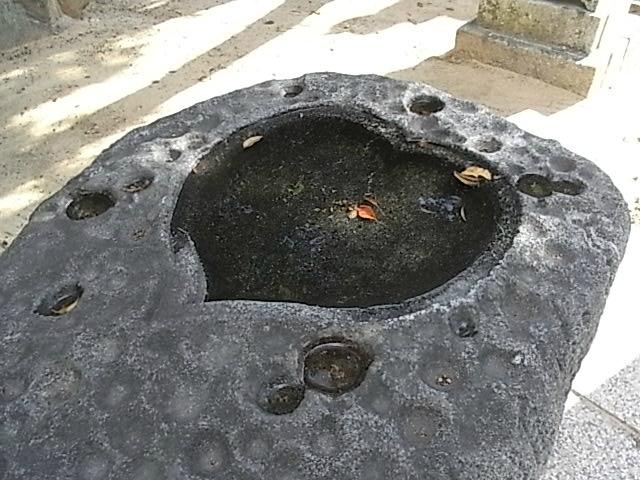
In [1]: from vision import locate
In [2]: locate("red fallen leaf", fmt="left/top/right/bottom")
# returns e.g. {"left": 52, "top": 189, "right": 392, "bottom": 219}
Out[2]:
{"left": 356, "top": 204, "right": 378, "bottom": 221}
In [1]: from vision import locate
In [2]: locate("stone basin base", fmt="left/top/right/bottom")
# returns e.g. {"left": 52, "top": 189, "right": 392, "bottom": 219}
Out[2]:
{"left": 0, "top": 73, "right": 630, "bottom": 480}
{"left": 172, "top": 107, "right": 518, "bottom": 308}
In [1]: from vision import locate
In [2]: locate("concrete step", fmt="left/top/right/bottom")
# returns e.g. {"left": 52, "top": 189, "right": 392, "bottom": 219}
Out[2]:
{"left": 453, "top": 20, "right": 597, "bottom": 95}
{"left": 389, "top": 56, "right": 583, "bottom": 117}
{"left": 476, "top": 0, "right": 600, "bottom": 53}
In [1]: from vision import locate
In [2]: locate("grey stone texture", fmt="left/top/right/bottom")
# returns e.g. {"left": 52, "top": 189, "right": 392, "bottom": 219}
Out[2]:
{"left": 58, "top": 0, "right": 90, "bottom": 18}
{"left": 0, "top": 1, "right": 56, "bottom": 51}
{"left": 15, "top": 0, "right": 61, "bottom": 22}
{"left": 477, "top": 0, "right": 600, "bottom": 53}
{"left": 0, "top": 73, "right": 630, "bottom": 479}
{"left": 0, "top": 0, "right": 90, "bottom": 51}
{"left": 452, "top": 20, "right": 596, "bottom": 95}
{"left": 452, "top": 0, "right": 629, "bottom": 95}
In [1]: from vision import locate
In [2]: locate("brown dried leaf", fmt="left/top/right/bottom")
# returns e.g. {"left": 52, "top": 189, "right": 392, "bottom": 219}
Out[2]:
{"left": 462, "top": 165, "right": 492, "bottom": 181}
{"left": 453, "top": 171, "right": 480, "bottom": 187}
{"left": 454, "top": 165, "right": 492, "bottom": 187}
{"left": 242, "top": 135, "right": 263, "bottom": 149}
{"left": 356, "top": 204, "right": 378, "bottom": 221}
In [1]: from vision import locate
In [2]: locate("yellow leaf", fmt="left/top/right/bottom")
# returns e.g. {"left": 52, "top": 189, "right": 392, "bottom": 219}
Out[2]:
{"left": 462, "top": 166, "right": 492, "bottom": 181}
{"left": 454, "top": 165, "right": 492, "bottom": 186}
{"left": 243, "top": 135, "right": 263, "bottom": 149}
{"left": 453, "top": 171, "right": 480, "bottom": 187}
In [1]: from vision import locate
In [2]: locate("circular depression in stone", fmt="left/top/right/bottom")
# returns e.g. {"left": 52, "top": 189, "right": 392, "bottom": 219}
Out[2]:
{"left": 66, "top": 191, "right": 115, "bottom": 220}
{"left": 171, "top": 107, "right": 518, "bottom": 307}
{"left": 303, "top": 339, "right": 372, "bottom": 395}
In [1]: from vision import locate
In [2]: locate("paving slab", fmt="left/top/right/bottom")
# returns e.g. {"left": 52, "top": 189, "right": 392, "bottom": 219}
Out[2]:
{"left": 542, "top": 400, "right": 640, "bottom": 479}
{"left": 589, "top": 356, "right": 640, "bottom": 432}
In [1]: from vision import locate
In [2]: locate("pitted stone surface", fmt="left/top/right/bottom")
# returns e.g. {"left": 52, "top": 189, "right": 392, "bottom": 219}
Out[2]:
{"left": 0, "top": 73, "right": 630, "bottom": 479}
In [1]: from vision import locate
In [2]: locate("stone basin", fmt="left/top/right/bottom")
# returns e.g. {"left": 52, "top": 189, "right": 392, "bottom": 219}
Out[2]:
{"left": 0, "top": 73, "right": 630, "bottom": 480}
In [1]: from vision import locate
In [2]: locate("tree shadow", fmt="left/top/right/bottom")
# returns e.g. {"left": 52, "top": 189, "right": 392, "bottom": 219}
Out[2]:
{"left": 0, "top": 0, "right": 591, "bottom": 251}
{"left": 330, "top": 0, "right": 478, "bottom": 35}
{"left": 0, "top": 0, "right": 334, "bottom": 249}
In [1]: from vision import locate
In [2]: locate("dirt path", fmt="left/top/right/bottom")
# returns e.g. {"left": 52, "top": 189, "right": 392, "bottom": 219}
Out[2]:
{"left": 1, "top": 0, "right": 335, "bottom": 248}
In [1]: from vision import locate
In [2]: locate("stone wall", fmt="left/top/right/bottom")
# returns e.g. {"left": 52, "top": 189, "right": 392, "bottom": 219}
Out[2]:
{"left": 0, "top": 0, "right": 91, "bottom": 51}
{"left": 452, "top": 0, "right": 632, "bottom": 96}
{"left": 58, "top": 0, "right": 91, "bottom": 18}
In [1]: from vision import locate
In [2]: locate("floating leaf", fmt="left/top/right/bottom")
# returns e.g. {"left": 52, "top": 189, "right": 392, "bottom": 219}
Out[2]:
{"left": 462, "top": 166, "right": 492, "bottom": 181}
{"left": 356, "top": 204, "right": 378, "bottom": 221}
{"left": 243, "top": 135, "right": 263, "bottom": 149}
{"left": 454, "top": 165, "right": 492, "bottom": 187}
{"left": 453, "top": 171, "right": 480, "bottom": 187}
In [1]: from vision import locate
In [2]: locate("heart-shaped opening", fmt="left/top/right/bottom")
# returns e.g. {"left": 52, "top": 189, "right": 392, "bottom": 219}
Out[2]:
{"left": 171, "top": 107, "right": 518, "bottom": 307}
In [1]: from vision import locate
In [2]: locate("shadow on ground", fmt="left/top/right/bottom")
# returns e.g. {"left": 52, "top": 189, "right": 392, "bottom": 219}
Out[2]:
{"left": 0, "top": 0, "right": 585, "bottom": 250}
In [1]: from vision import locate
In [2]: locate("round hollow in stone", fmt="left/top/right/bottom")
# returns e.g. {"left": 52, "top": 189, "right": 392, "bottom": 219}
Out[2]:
{"left": 475, "top": 137, "right": 503, "bottom": 154}
{"left": 123, "top": 177, "right": 154, "bottom": 193}
{"left": 551, "top": 179, "right": 586, "bottom": 196}
{"left": 283, "top": 85, "right": 303, "bottom": 97}
{"left": 258, "top": 381, "right": 305, "bottom": 415}
{"left": 168, "top": 149, "right": 182, "bottom": 161}
{"left": 189, "top": 429, "right": 230, "bottom": 475}
{"left": 451, "top": 317, "right": 478, "bottom": 338}
{"left": 66, "top": 192, "right": 115, "bottom": 220}
{"left": 408, "top": 95, "right": 445, "bottom": 115}
{"left": 303, "top": 339, "right": 372, "bottom": 395}
{"left": 36, "top": 283, "right": 83, "bottom": 316}
{"left": 517, "top": 174, "right": 554, "bottom": 198}
{"left": 171, "top": 108, "right": 518, "bottom": 307}
{"left": 517, "top": 174, "right": 586, "bottom": 198}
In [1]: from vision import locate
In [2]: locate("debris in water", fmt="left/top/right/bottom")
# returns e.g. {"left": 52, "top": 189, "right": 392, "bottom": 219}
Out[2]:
{"left": 243, "top": 135, "right": 263, "bottom": 149}
{"left": 460, "top": 206, "right": 467, "bottom": 222}
{"left": 287, "top": 181, "right": 305, "bottom": 196}
{"left": 419, "top": 196, "right": 462, "bottom": 221}
{"left": 356, "top": 204, "right": 377, "bottom": 221}
{"left": 454, "top": 165, "right": 492, "bottom": 187}
{"left": 346, "top": 203, "right": 378, "bottom": 221}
